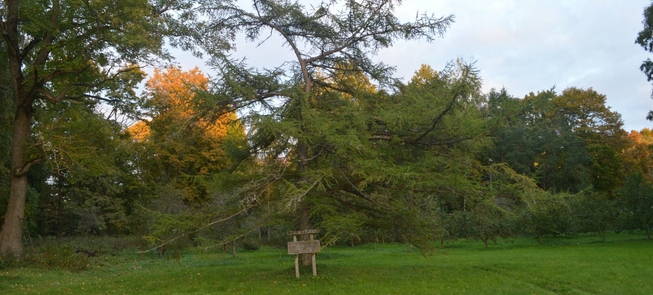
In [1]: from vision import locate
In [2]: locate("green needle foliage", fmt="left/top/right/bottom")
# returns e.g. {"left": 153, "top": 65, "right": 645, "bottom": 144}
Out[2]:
{"left": 141, "top": 0, "right": 467, "bottom": 254}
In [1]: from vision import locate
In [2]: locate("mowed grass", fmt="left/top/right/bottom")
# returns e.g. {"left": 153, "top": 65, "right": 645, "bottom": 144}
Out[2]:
{"left": 1, "top": 233, "right": 652, "bottom": 295}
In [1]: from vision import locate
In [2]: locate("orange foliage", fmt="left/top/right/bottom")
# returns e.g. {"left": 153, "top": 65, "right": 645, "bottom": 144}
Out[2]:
{"left": 128, "top": 66, "right": 235, "bottom": 142}
{"left": 624, "top": 129, "right": 653, "bottom": 179}
{"left": 629, "top": 130, "right": 643, "bottom": 144}
{"left": 125, "top": 121, "right": 150, "bottom": 141}
{"left": 129, "top": 66, "right": 246, "bottom": 203}
{"left": 146, "top": 66, "right": 208, "bottom": 116}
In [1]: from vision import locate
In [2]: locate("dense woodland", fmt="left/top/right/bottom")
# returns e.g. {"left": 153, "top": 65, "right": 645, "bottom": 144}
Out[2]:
{"left": 2, "top": 0, "right": 653, "bottom": 261}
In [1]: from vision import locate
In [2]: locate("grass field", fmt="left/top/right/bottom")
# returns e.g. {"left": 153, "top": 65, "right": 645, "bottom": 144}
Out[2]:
{"left": 1, "top": 233, "right": 652, "bottom": 294}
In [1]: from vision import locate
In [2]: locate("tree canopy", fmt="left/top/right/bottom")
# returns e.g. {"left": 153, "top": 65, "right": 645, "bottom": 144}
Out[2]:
{"left": 1, "top": 0, "right": 651, "bottom": 261}
{"left": 0, "top": 0, "right": 176, "bottom": 258}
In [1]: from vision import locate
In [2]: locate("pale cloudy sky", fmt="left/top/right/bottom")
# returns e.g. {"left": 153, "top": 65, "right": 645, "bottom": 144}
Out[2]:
{"left": 172, "top": 0, "right": 653, "bottom": 132}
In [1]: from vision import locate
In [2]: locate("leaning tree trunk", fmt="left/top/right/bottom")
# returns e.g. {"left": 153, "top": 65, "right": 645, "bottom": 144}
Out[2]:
{"left": 0, "top": 105, "right": 32, "bottom": 259}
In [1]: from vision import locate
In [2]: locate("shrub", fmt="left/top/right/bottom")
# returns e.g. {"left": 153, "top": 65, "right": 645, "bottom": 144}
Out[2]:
{"left": 241, "top": 239, "right": 261, "bottom": 251}
{"left": 24, "top": 244, "right": 90, "bottom": 271}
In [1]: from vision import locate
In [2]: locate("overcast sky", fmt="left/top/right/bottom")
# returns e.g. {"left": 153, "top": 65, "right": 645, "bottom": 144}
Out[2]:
{"left": 172, "top": 0, "right": 653, "bottom": 132}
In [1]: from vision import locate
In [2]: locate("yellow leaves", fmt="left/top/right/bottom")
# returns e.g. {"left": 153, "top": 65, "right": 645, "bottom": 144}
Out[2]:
{"left": 125, "top": 121, "right": 150, "bottom": 141}
{"left": 409, "top": 64, "right": 439, "bottom": 86}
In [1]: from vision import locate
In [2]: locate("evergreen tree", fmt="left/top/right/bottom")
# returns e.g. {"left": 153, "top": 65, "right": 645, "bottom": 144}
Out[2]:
{"left": 161, "top": 0, "right": 487, "bottom": 260}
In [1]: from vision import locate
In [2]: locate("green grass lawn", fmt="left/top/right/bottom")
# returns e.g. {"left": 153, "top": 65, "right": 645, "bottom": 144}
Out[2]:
{"left": 1, "top": 233, "right": 652, "bottom": 294}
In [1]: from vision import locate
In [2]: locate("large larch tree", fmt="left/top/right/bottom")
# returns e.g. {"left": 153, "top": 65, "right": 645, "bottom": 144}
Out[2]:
{"left": 178, "top": 0, "right": 495, "bottom": 263}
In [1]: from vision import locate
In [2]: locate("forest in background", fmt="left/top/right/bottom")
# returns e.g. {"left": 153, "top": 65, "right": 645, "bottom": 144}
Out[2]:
{"left": 2, "top": 0, "right": 653, "bottom": 261}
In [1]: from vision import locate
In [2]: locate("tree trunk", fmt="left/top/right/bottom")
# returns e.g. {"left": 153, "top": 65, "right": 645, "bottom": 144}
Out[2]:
{"left": 298, "top": 203, "right": 312, "bottom": 267}
{"left": 0, "top": 106, "right": 32, "bottom": 259}
{"left": 537, "top": 231, "right": 543, "bottom": 245}
{"left": 599, "top": 230, "right": 605, "bottom": 242}
{"left": 296, "top": 133, "right": 313, "bottom": 267}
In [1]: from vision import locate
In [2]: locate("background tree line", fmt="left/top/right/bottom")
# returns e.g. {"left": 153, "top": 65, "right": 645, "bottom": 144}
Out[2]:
{"left": 2, "top": 0, "right": 653, "bottom": 260}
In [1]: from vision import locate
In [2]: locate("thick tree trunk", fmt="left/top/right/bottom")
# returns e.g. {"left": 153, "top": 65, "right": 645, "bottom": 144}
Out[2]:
{"left": 298, "top": 203, "right": 312, "bottom": 267}
{"left": 296, "top": 136, "right": 313, "bottom": 267}
{"left": 0, "top": 107, "right": 32, "bottom": 259}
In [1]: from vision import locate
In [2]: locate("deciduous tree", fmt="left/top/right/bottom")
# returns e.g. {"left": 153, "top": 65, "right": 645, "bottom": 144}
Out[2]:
{"left": 128, "top": 66, "right": 245, "bottom": 203}
{"left": 636, "top": 1, "right": 653, "bottom": 120}
{"left": 485, "top": 88, "right": 625, "bottom": 194}
{"left": 618, "top": 172, "right": 653, "bottom": 239}
{"left": 0, "top": 0, "right": 173, "bottom": 258}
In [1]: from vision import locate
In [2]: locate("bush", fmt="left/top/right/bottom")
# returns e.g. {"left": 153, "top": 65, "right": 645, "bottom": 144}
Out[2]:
{"left": 24, "top": 244, "right": 90, "bottom": 271}
{"left": 241, "top": 239, "right": 261, "bottom": 251}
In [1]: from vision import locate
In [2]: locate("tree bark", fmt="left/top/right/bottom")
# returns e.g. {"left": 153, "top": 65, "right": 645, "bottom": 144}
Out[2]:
{"left": 0, "top": 0, "right": 35, "bottom": 260}
{"left": 0, "top": 105, "right": 32, "bottom": 259}
{"left": 298, "top": 198, "right": 312, "bottom": 267}
{"left": 537, "top": 231, "right": 543, "bottom": 245}
{"left": 297, "top": 133, "right": 312, "bottom": 267}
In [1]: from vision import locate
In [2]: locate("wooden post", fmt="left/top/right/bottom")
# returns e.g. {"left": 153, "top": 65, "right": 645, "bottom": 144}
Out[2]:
{"left": 293, "top": 230, "right": 299, "bottom": 278}
{"left": 232, "top": 240, "right": 236, "bottom": 258}
{"left": 310, "top": 233, "right": 317, "bottom": 276}
{"left": 294, "top": 255, "right": 300, "bottom": 278}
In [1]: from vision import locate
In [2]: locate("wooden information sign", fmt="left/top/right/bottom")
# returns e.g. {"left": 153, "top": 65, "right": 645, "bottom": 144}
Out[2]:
{"left": 287, "top": 240, "right": 320, "bottom": 255}
{"left": 287, "top": 229, "right": 320, "bottom": 278}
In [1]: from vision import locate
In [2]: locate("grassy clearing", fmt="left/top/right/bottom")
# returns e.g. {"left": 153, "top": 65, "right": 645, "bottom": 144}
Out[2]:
{"left": 1, "top": 233, "right": 652, "bottom": 294}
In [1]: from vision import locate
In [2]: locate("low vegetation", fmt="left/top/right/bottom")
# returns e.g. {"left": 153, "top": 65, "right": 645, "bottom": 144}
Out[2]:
{"left": 1, "top": 233, "right": 651, "bottom": 294}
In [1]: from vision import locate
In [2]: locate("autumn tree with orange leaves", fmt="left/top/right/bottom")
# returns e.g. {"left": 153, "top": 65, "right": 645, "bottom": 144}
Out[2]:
{"left": 128, "top": 67, "right": 246, "bottom": 204}
{"left": 623, "top": 129, "right": 653, "bottom": 178}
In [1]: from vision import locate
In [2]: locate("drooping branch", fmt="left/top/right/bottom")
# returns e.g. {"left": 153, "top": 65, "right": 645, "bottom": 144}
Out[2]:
{"left": 412, "top": 86, "right": 464, "bottom": 145}
{"left": 138, "top": 203, "right": 258, "bottom": 254}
